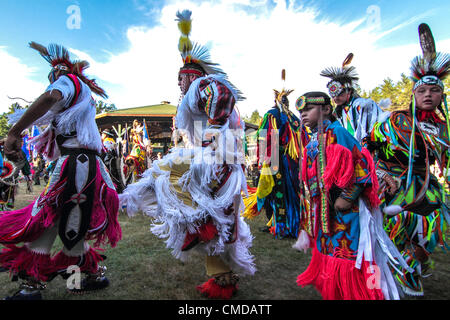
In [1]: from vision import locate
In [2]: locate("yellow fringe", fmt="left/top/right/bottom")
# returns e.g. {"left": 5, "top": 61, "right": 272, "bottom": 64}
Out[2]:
{"left": 266, "top": 215, "right": 274, "bottom": 227}
{"left": 256, "top": 163, "right": 275, "bottom": 199}
{"left": 242, "top": 192, "right": 259, "bottom": 219}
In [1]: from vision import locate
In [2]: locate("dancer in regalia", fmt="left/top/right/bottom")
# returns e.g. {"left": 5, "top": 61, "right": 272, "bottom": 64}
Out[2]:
{"left": 294, "top": 92, "right": 411, "bottom": 300}
{"left": 321, "top": 53, "right": 384, "bottom": 143}
{"left": 365, "top": 23, "right": 449, "bottom": 296}
{"left": 0, "top": 42, "right": 121, "bottom": 300}
{"left": 119, "top": 10, "right": 255, "bottom": 299}
{"left": 125, "top": 120, "right": 147, "bottom": 178}
{"left": 243, "top": 70, "right": 304, "bottom": 239}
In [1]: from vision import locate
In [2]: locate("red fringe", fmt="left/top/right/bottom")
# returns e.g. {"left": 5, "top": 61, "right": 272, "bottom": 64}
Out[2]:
{"left": 51, "top": 247, "right": 105, "bottom": 275}
{"left": 196, "top": 278, "right": 238, "bottom": 299}
{"left": 198, "top": 220, "right": 218, "bottom": 243}
{"left": 0, "top": 159, "right": 70, "bottom": 244}
{"left": 86, "top": 164, "right": 122, "bottom": 248}
{"left": 323, "top": 144, "right": 355, "bottom": 191}
{"left": 297, "top": 248, "right": 384, "bottom": 300}
{"left": 360, "top": 147, "right": 381, "bottom": 208}
{"left": 102, "top": 185, "right": 122, "bottom": 247}
{"left": 0, "top": 245, "right": 53, "bottom": 282}
{"left": 0, "top": 202, "right": 57, "bottom": 244}
{"left": 247, "top": 187, "right": 257, "bottom": 194}
{"left": 269, "top": 226, "right": 276, "bottom": 236}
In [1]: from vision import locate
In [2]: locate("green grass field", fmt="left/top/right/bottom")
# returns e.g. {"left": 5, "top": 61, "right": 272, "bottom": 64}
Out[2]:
{"left": 0, "top": 182, "right": 448, "bottom": 300}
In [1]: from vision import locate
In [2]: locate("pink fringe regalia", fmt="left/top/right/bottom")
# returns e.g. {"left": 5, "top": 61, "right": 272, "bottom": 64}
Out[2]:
{"left": 0, "top": 155, "right": 121, "bottom": 281}
{"left": 294, "top": 123, "right": 412, "bottom": 300}
{"left": 0, "top": 74, "right": 121, "bottom": 282}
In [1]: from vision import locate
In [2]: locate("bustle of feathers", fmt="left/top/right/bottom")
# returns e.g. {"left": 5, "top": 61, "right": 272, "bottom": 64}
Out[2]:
{"left": 182, "top": 42, "right": 225, "bottom": 76}
{"left": 29, "top": 41, "right": 107, "bottom": 99}
{"left": 410, "top": 23, "right": 450, "bottom": 82}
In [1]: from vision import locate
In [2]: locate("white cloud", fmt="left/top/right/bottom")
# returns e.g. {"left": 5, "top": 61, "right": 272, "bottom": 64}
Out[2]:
{"left": 0, "top": 47, "right": 47, "bottom": 113}
{"left": 2, "top": 0, "right": 450, "bottom": 119}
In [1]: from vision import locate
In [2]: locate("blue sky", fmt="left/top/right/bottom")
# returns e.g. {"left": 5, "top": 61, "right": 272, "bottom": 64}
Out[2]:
{"left": 0, "top": 0, "right": 449, "bottom": 115}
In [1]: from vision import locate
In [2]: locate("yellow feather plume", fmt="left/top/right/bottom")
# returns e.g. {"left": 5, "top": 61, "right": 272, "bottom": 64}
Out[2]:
{"left": 176, "top": 10, "right": 193, "bottom": 54}
{"left": 178, "top": 36, "right": 193, "bottom": 53}
{"left": 178, "top": 19, "right": 192, "bottom": 37}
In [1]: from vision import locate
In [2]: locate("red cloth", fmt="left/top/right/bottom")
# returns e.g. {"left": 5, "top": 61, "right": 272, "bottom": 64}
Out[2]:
{"left": 196, "top": 278, "right": 237, "bottom": 299}
{"left": 417, "top": 110, "right": 444, "bottom": 124}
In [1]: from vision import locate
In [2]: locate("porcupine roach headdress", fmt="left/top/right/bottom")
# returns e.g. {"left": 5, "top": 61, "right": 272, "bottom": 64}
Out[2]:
{"left": 29, "top": 41, "right": 108, "bottom": 99}
{"left": 320, "top": 53, "right": 359, "bottom": 98}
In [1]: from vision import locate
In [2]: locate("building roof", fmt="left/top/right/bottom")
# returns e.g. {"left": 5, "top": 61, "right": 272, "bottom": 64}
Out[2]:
{"left": 95, "top": 103, "right": 258, "bottom": 132}
{"left": 95, "top": 103, "right": 177, "bottom": 119}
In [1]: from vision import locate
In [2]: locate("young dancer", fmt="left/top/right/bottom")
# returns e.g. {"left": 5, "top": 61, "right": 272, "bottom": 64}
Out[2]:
{"left": 294, "top": 91, "right": 410, "bottom": 300}
{"left": 120, "top": 10, "right": 255, "bottom": 299}
{"left": 0, "top": 42, "right": 121, "bottom": 299}
{"left": 365, "top": 23, "right": 449, "bottom": 296}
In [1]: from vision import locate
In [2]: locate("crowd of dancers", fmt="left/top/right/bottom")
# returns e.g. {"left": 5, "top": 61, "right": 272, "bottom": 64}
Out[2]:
{"left": 0, "top": 9, "right": 448, "bottom": 300}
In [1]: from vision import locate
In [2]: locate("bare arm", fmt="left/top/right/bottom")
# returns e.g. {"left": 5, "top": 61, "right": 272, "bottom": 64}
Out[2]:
{"left": 5, "top": 90, "right": 63, "bottom": 161}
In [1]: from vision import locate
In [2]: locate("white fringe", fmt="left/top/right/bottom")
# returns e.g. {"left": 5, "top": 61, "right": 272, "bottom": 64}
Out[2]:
{"left": 119, "top": 144, "right": 255, "bottom": 276}
{"left": 356, "top": 199, "right": 414, "bottom": 300}
{"left": 118, "top": 72, "right": 254, "bottom": 275}
{"left": 8, "top": 75, "right": 103, "bottom": 157}
{"left": 383, "top": 205, "right": 404, "bottom": 216}
{"left": 292, "top": 230, "right": 310, "bottom": 253}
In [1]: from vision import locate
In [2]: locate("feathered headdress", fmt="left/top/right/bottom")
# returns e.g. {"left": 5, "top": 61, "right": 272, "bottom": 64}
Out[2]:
{"left": 410, "top": 23, "right": 450, "bottom": 92}
{"left": 320, "top": 53, "right": 359, "bottom": 98}
{"left": 404, "top": 24, "right": 450, "bottom": 196}
{"left": 29, "top": 41, "right": 108, "bottom": 98}
{"left": 274, "top": 69, "right": 294, "bottom": 107}
{"left": 176, "top": 10, "right": 225, "bottom": 76}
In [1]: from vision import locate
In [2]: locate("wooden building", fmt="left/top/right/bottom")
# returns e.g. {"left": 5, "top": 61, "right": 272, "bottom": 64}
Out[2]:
{"left": 95, "top": 102, "right": 176, "bottom": 153}
{"left": 95, "top": 102, "right": 259, "bottom": 157}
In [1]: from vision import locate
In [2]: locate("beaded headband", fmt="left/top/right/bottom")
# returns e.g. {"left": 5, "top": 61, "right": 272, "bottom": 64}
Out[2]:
{"left": 296, "top": 96, "right": 330, "bottom": 112}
